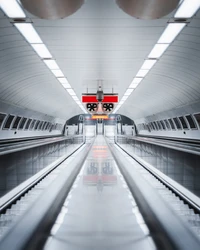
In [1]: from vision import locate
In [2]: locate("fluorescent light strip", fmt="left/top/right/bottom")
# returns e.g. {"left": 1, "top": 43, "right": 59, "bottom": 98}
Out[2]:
{"left": 136, "top": 69, "right": 149, "bottom": 77}
{"left": 124, "top": 89, "right": 134, "bottom": 96}
{"left": 158, "top": 23, "right": 186, "bottom": 44}
{"left": 51, "top": 69, "right": 64, "bottom": 77}
{"left": 11, "top": 15, "right": 84, "bottom": 113}
{"left": 129, "top": 78, "right": 143, "bottom": 88}
{"left": 0, "top": 0, "right": 26, "bottom": 18}
{"left": 14, "top": 23, "right": 43, "bottom": 44}
{"left": 175, "top": 0, "right": 200, "bottom": 18}
{"left": 129, "top": 82, "right": 140, "bottom": 89}
{"left": 67, "top": 89, "right": 76, "bottom": 96}
{"left": 57, "top": 78, "right": 71, "bottom": 88}
{"left": 119, "top": 13, "right": 187, "bottom": 111}
{"left": 57, "top": 78, "right": 69, "bottom": 84}
{"left": 62, "top": 83, "right": 71, "bottom": 89}
{"left": 31, "top": 44, "right": 52, "bottom": 58}
{"left": 121, "top": 96, "right": 129, "bottom": 101}
{"left": 131, "top": 78, "right": 143, "bottom": 84}
{"left": 44, "top": 60, "right": 59, "bottom": 70}
{"left": 148, "top": 44, "right": 169, "bottom": 59}
{"left": 72, "top": 96, "right": 79, "bottom": 101}
{"left": 141, "top": 60, "right": 157, "bottom": 70}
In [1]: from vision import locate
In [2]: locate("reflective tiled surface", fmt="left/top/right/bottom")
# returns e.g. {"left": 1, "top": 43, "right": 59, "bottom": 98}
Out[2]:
{"left": 44, "top": 136, "right": 156, "bottom": 250}
{"left": 0, "top": 137, "right": 83, "bottom": 197}
{"left": 117, "top": 137, "right": 200, "bottom": 197}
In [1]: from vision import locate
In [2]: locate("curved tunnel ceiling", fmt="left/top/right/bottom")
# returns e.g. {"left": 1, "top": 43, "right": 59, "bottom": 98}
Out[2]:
{"left": 119, "top": 12, "right": 200, "bottom": 120}
{"left": 0, "top": 0, "right": 200, "bottom": 122}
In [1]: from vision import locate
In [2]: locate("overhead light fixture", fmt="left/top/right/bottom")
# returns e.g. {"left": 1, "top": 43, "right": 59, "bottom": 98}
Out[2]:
{"left": 14, "top": 23, "right": 42, "bottom": 44}
{"left": 129, "top": 82, "right": 139, "bottom": 89}
{"left": 136, "top": 69, "right": 149, "bottom": 77}
{"left": 148, "top": 44, "right": 169, "bottom": 59}
{"left": 57, "top": 78, "right": 71, "bottom": 88}
{"left": 121, "top": 96, "right": 129, "bottom": 101}
{"left": 67, "top": 89, "right": 76, "bottom": 96}
{"left": 51, "top": 69, "right": 64, "bottom": 77}
{"left": 62, "top": 83, "right": 71, "bottom": 89}
{"left": 129, "top": 78, "right": 143, "bottom": 88}
{"left": 175, "top": 0, "right": 200, "bottom": 18}
{"left": 57, "top": 78, "right": 69, "bottom": 84}
{"left": 43, "top": 60, "right": 59, "bottom": 70}
{"left": 72, "top": 96, "right": 79, "bottom": 101}
{"left": 124, "top": 89, "right": 134, "bottom": 96}
{"left": 141, "top": 60, "right": 157, "bottom": 70}
{"left": 158, "top": 23, "right": 186, "bottom": 44}
{"left": 132, "top": 78, "right": 143, "bottom": 84}
{"left": 31, "top": 44, "right": 52, "bottom": 58}
{"left": 0, "top": 0, "right": 26, "bottom": 18}
{"left": 81, "top": 108, "right": 87, "bottom": 114}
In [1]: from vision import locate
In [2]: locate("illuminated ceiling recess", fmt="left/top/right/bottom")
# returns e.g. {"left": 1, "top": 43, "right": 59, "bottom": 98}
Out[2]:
{"left": 0, "top": 0, "right": 87, "bottom": 114}
{"left": 113, "top": 0, "right": 200, "bottom": 114}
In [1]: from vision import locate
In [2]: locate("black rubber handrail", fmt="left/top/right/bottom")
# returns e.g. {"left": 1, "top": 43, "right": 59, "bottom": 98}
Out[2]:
{"left": 107, "top": 141, "right": 200, "bottom": 250}
{"left": 0, "top": 140, "right": 94, "bottom": 250}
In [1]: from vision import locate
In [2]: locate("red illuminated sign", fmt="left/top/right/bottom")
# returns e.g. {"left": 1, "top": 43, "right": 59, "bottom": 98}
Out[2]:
{"left": 82, "top": 95, "right": 118, "bottom": 103}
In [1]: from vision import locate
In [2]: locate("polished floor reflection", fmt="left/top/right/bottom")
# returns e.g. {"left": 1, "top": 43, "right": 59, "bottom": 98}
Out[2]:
{"left": 117, "top": 137, "right": 200, "bottom": 197}
{"left": 44, "top": 136, "right": 156, "bottom": 250}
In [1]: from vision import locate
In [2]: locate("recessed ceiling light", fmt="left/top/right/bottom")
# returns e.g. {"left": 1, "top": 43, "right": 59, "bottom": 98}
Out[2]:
{"left": 57, "top": 78, "right": 69, "bottom": 84}
{"left": 129, "top": 78, "right": 143, "bottom": 88}
{"left": 124, "top": 89, "right": 134, "bottom": 96}
{"left": 67, "top": 89, "right": 76, "bottom": 96}
{"left": 0, "top": 0, "right": 26, "bottom": 18}
{"left": 14, "top": 23, "right": 42, "bottom": 44}
{"left": 121, "top": 96, "right": 129, "bottom": 101}
{"left": 175, "top": 0, "right": 200, "bottom": 18}
{"left": 31, "top": 44, "right": 52, "bottom": 58}
{"left": 132, "top": 78, "right": 143, "bottom": 84}
{"left": 158, "top": 23, "right": 186, "bottom": 44}
{"left": 148, "top": 44, "right": 169, "bottom": 59}
{"left": 51, "top": 69, "right": 64, "bottom": 77}
{"left": 43, "top": 60, "right": 59, "bottom": 70}
{"left": 136, "top": 69, "right": 149, "bottom": 78}
{"left": 141, "top": 60, "right": 157, "bottom": 70}
{"left": 72, "top": 96, "right": 79, "bottom": 101}
{"left": 62, "top": 83, "right": 71, "bottom": 89}
{"left": 129, "top": 83, "right": 139, "bottom": 89}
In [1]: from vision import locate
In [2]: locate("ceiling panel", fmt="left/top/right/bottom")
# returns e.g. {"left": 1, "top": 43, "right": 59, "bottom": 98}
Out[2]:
{"left": 2, "top": 0, "right": 197, "bottom": 121}
{"left": 31, "top": 0, "right": 168, "bottom": 100}
{"left": 120, "top": 11, "right": 200, "bottom": 120}
{"left": 0, "top": 10, "right": 82, "bottom": 120}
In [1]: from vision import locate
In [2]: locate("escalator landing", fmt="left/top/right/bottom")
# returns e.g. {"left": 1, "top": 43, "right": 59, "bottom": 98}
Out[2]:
{"left": 44, "top": 136, "right": 156, "bottom": 250}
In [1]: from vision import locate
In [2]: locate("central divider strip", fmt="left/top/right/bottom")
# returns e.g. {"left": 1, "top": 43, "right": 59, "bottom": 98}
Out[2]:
{"left": 106, "top": 140, "right": 200, "bottom": 250}
{"left": 0, "top": 140, "right": 94, "bottom": 250}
